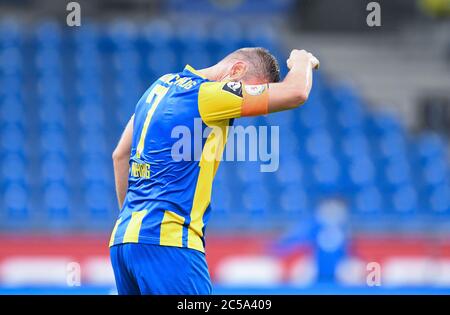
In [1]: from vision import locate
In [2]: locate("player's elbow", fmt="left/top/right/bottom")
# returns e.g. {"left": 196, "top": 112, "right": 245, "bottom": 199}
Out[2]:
{"left": 112, "top": 149, "right": 119, "bottom": 162}
{"left": 112, "top": 147, "right": 127, "bottom": 162}
{"left": 295, "top": 90, "right": 308, "bottom": 106}
{"left": 288, "top": 89, "right": 308, "bottom": 109}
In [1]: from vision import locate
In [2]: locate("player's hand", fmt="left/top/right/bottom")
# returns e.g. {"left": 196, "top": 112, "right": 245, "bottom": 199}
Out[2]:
{"left": 287, "top": 49, "right": 320, "bottom": 70}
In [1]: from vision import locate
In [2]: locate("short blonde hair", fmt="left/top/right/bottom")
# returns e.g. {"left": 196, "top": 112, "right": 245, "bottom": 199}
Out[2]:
{"left": 224, "top": 47, "right": 280, "bottom": 83}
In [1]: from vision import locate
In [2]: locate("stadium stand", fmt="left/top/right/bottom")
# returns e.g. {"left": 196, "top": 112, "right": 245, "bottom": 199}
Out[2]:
{"left": 1, "top": 18, "right": 449, "bottom": 236}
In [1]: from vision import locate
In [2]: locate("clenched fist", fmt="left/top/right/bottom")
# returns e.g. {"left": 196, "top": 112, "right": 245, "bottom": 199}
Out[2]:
{"left": 286, "top": 49, "right": 320, "bottom": 70}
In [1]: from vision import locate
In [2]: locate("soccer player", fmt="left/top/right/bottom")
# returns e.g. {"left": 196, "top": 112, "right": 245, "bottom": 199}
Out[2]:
{"left": 109, "top": 48, "right": 319, "bottom": 294}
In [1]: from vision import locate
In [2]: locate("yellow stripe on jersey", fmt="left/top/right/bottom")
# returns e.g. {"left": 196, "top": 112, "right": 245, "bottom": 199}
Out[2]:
{"left": 160, "top": 210, "right": 185, "bottom": 247}
{"left": 188, "top": 121, "right": 229, "bottom": 252}
{"left": 136, "top": 84, "right": 169, "bottom": 159}
{"left": 198, "top": 81, "right": 243, "bottom": 125}
{"left": 213, "top": 123, "right": 230, "bottom": 176}
{"left": 122, "top": 210, "right": 148, "bottom": 243}
{"left": 198, "top": 81, "right": 270, "bottom": 124}
{"left": 109, "top": 217, "right": 122, "bottom": 247}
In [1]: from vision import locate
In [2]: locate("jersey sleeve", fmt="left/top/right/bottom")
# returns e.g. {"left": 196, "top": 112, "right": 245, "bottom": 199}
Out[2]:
{"left": 198, "top": 81, "right": 269, "bottom": 125}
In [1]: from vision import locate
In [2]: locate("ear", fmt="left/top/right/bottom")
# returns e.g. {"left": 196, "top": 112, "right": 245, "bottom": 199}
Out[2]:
{"left": 229, "top": 61, "right": 248, "bottom": 81}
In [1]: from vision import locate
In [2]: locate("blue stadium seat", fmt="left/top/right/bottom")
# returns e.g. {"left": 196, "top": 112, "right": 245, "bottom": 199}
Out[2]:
{"left": 1, "top": 153, "right": 28, "bottom": 185}
{"left": 311, "top": 156, "right": 342, "bottom": 193}
{"left": 275, "top": 157, "right": 303, "bottom": 186}
{"left": 211, "top": 181, "right": 234, "bottom": 217}
{"left": 353, "top": 185, "right": 384, "bottom": 214}
{"left": 179, "top": 48, "right": 212, "bottom": 70}
{"left": 0, "top": 98, "right": 24, "bottom": 125}
{"left": 305, "top": 129, "right": 334, "bottom": 160}
{"left": 381, "top": 157, "right": 412, "bottom": 189}
{"left": 279, "top": 185, "right": 310, "bottom": 214}
{"left": 3, "top": 183, "right": 29, "bottom": 221}
{"left": 242, "top": 184, "right": 271, "bottom": 216}
{"left": 85, "top": 183, "right": 114, "bottom": 220}
{"left": 339, "top": 131, "right": 371, "bottom": 160}
{"left": 141, "top": 20, "right": 174, "bottom": 49}
{"left": 421, "top": 157, "right": 448, "bottom": 188}
{"left": 40, "top": 130, "right": 68, "bottom": 157}
{"left": 1, "top": 123, "right": 25, "bottom": 154}
{"left": 147, "top": 48, "right": 178, "bottom": 77}
{"left": 236, "top": 161, "right": 263, "bottom": 184}
{"left": 389, "top": 185, "right": 419, "bottom": 214}
{"left": 41, "top": 154, "right": 68, "bottom": 185}
{"left": 0, "top": 47, "right": 23, "bottom": 76}
{"left": 347, "top": 156, "right": 376, "bottom": 188}
{"left": 209, "top": 20, "right": 244, "bottom": 52}
{"left": 298, "top": 101, "right": 329, "bottom": 130}
{"left": 34, "top": 21, "right": 61, "bottom": 47}
{"left": 415, "top": 132, "right": 448, "bottom": 162}
{"left": 1, "top": 19, "right": 450, "bottom": 232}
{"left": 44, "top": 182, "right": 70, "bottom": 221}
{"left": 428, "top": 184, "right": 450, "bottom": 214}
{"left": 376, "top": 132, "right": 408, "bottom": 160}
{"left": 174, "top": 21, "right": 209, "bottom": 50}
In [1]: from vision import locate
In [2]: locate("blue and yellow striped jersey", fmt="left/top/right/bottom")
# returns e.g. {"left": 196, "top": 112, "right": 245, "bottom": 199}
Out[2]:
{"left": 109, "top": 65, "right": 268, "bottom": 252}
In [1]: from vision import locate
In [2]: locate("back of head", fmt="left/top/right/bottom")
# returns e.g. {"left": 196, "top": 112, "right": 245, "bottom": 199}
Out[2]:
{"left": 223, "top": 47, "right": 281, "bottom": 83}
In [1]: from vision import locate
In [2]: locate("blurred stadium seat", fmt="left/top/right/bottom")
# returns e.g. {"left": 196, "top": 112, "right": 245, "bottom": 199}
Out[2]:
{"left": 1, "top": 18, "right": 450, "bottom": 233}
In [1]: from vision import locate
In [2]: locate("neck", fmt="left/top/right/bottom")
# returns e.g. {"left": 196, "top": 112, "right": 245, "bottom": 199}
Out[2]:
{"left": 197, "top": 64, "right": 227, "bottom": 81}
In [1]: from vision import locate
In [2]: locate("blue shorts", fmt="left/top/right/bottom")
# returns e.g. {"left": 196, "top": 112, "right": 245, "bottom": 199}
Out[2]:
{"left": 110, "top": 243, "right": 212, "bottom": 295}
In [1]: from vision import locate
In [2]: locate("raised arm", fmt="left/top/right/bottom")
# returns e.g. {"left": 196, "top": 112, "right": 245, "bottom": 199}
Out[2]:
{"left": 268, "top": 49, "right": 320, "bottom": 113}
{"left": 112, "top": 115, "right": 134, "bottom": 209}
{"left": 197, "top": 49, "right": 319, "bottom": 125}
